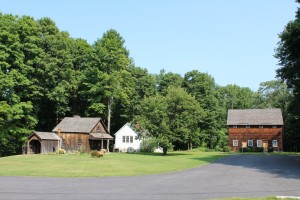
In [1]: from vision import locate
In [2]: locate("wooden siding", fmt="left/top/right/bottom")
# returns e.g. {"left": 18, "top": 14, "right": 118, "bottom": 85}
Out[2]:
{"left": 228, "top": 126, "right": 283, "bottom": 151}
{"left": 59, "top": 132, "right": 90, "bottom": 152}
{"left": 40, "top": 140, "right": 60, "bottom": 154}
{"left": 91, "top": 122, "right": 107, "bottom": 133}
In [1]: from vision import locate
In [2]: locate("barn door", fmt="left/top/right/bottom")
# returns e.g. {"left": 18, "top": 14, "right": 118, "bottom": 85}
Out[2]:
{"left": 263, "top": 142, "right": 268, "bottom": 152}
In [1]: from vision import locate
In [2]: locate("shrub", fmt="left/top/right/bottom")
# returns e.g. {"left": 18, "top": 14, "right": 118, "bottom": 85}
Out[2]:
{"left": 268, "top": 147, "right": 274, "bottom": 153}
{"left": 58, "top": 149, "right": 66, "bottom": 154}
{"left": 78, "top": 145, "right": 86, "bottom": 154}
{"left": 223, "top": 146, "right": 231, "bottom": 152}
{"left": 140, "top": 138, "right": 158, "bottom": 152}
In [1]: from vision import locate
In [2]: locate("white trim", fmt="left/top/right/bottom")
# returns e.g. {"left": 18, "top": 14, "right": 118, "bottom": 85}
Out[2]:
{"left": 272, "top": 140, "right": 278, "bottom": 147}
{"left": 248, "top": 140, "right": 253, "bottom": 147}
{"left": 233, "top": 140, "right": 238, "bottom": 147}
{"left": 257, "top": 140, "right": 262, "bottom": 147}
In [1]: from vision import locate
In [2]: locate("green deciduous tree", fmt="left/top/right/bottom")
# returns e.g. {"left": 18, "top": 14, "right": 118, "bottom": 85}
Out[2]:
{"left": 134, "top": 87, "right": 204, "bottom": 155}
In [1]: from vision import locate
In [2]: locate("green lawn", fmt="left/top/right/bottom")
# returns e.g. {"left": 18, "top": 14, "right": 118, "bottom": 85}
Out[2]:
{"left": 0, "top": 151, "right": 227, "bottom": 177}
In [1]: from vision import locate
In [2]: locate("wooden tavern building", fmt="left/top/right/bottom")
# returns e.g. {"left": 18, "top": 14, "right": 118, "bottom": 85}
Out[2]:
{"left": 28, "top": 116, "right": 113, "bottom": 154}
{"left": 227, "top": 109, "right": 283, "bottom": 152}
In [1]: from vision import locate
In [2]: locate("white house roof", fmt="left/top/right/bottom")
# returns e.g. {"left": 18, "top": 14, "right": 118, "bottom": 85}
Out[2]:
{"left": 114, "top": 123, "right": 137, "bottom": 135}
{"left": 227, "top": 109, "right": 283, "bottom": 125}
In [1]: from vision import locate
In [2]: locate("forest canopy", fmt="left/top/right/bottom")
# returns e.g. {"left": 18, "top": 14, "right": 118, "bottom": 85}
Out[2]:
{"left": 0, "top": 12, "right": 296, "bottom": 156}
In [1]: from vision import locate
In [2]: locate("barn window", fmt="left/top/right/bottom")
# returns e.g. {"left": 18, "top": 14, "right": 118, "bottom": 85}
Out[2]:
{"left": 78, "top": 139, "right": 82, "bottom": 148}
{"left": 246, "top": 125, "right": 250, "bottom": 128}
{"left": 233, "top": 140, "right": 238, "bottom": 147}
{"left": 248, "top": 140, "right": 253, "bottom": 147}
{"left": 61, "top": 139, "right": 65, "bottom": 148}
{"left": 259, "top": 125, "right": 263, "bottom": 128}
{"left": 257, "top": 140, "right": 262, "bottom": 147}
{"left": 272, "top": 140, "right": 278, "bottom": 147}
{"left": 272, "top": 125, "right": 277, "bottom": 128}
{"left": 122, "top": 136, "right": 125, "bottom": 143}
{"left": 233, "top": 125, "right": 237, "bottom": 128}
{"left": 130, "top": 136, "right": 133, "bottom": 143}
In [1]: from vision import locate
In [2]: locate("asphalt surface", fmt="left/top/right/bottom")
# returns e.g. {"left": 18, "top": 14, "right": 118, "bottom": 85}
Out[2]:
{"left": 0, "top": 154, "right": 300, "bottom": 200}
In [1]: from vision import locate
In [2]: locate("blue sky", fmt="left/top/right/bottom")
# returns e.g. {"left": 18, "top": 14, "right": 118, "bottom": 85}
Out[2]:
{"left": 0, "top": 0, "right": 298, "bottom": 90}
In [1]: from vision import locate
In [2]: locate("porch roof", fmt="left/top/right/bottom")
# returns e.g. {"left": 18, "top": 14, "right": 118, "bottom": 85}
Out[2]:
{"left": 89, "top": 133, "right": 113, "bottom": 140}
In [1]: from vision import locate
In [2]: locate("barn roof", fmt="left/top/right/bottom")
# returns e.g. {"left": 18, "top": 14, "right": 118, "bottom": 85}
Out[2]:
{"left": 227, "top": 109, "right": 283, "bottom": 125}
{"left": 29, "top": 132, "right": 61, "bottom": 140}
{"left": 52, "top": 117, "right": 103, "bottom": 133}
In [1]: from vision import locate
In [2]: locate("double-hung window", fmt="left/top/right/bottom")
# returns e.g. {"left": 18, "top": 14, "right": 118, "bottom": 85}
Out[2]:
{"left": 233, "top": 140, "right": 238, "bottom": 147}
{"left": 248, "top": 140, "right": 253, "bottom": 147}
{"left": 257, "top": 140, "right": 262, "bottom": 147}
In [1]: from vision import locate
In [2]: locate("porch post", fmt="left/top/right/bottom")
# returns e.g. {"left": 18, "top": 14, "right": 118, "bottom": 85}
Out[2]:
{"left": 101, "top": 139, "right": 103, "bottom": 150}
{"left": 107, "top": 140, "right": 110, "bottom": 152}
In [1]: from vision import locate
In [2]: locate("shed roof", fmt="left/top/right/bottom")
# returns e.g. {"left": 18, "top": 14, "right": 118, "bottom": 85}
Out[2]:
{"left": 227, "top": 109, "right": 283, "bottom": 125}
{"left": 52, "top": 117, "right": 103, "bottom": 133}
{"left": 28, "top": 132, "right": 61, "bottom": 140}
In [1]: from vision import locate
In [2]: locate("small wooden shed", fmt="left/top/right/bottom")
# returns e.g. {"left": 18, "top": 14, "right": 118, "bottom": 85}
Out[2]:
{"left": 27, "top": 132, "right": 61, "bottom": 154}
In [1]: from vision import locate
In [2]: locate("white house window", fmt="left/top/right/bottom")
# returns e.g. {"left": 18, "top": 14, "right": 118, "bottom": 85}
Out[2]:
{"left": 272, "top": 125, "right": 277, "bottom": 128}
{"left": 233, "top": 140, "right": 238, "bottom": 147}
{"left": 272, "top": 140, "right": 278, "bottom": 147}
{"left": 123, "top": 136, "right": 133, "bottom": 143}
{"left": 246, "top": 125, "right": 250, "bottom": 128}
{"left": 259, "top": 125, "right": 263, "bottom": 128}
{"left": 233, "top": 125, "right": 237, "bottom": 128}
{"left": 248, "top": 140, "right": 253, "bottom": 147}
{"left": 257, "top": 140, "right": 262, "bottom": 147}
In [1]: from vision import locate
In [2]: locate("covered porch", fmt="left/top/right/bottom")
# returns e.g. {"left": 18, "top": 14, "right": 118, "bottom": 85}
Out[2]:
{"left": 89, "top": 133, "right": 113, "bottom": 152}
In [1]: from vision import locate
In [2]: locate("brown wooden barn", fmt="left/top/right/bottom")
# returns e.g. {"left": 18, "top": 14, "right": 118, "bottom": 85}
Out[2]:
{"left": 52, "top": 116, "right": 113, "bottom": 153}
{"left": 227, "top": 109, "right": 283, "bottom": 152}
{"left": 27, "top": 132, "right": 61, "bottom": 154}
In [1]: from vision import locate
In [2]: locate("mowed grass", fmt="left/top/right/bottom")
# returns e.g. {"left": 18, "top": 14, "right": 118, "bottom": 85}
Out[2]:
{"left": 0, "top": 151, "right": 227, "bottom": 177}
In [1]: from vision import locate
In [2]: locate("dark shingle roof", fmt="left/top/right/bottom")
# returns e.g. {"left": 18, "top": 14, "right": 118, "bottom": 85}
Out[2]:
{"left": 52, "top": 117, "right": 101, "bottom": 133}
{"left": 227, "top": 109, "right": 283, "bottom": 125}
{"left": 33, "top": 132, "right": 61, "bottom": 140}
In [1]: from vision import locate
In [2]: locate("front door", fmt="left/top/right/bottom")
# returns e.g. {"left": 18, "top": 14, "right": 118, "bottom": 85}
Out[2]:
{"left": 263, "top": 142, "right": 268, "bottom": 152}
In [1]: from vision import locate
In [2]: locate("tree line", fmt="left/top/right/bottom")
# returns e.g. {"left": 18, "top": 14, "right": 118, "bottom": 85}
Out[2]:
{"left": 0, "top": 11, "right": 297, "bottom": 156}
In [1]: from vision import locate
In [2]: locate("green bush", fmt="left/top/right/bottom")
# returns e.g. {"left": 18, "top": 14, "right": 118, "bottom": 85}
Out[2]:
{"left": 223, "top": 146, "right": 231, "bottom": 152}
{"left": 140, "top": 138, "right": 158, "bottom": 152}
{"left": 239, "top": 147, "right": 264, "bottom": 153}
{"left": 268, "top": 147, "right": 274, "bottom": 152}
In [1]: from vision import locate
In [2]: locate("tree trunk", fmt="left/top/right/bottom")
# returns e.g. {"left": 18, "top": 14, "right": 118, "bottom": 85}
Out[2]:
{"left": 107, "top": 98, "right": 112, "bottom": 132}
{"left": 163, "top": 147, "right": 167, "bottom": 156}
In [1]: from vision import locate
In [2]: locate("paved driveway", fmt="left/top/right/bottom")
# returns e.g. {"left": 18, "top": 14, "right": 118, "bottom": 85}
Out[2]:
{"left": 0, "top": 154, "right": 300, "bottom": 200}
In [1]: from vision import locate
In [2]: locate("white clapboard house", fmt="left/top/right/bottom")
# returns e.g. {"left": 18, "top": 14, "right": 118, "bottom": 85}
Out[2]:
{"left": 114, "top": 123, "right": 163, "bottom": 153}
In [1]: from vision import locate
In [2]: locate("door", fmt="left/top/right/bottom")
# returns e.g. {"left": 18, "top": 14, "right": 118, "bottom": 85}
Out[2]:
{"left": 263, "top": 142, "right": 268, "bottom": 152}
